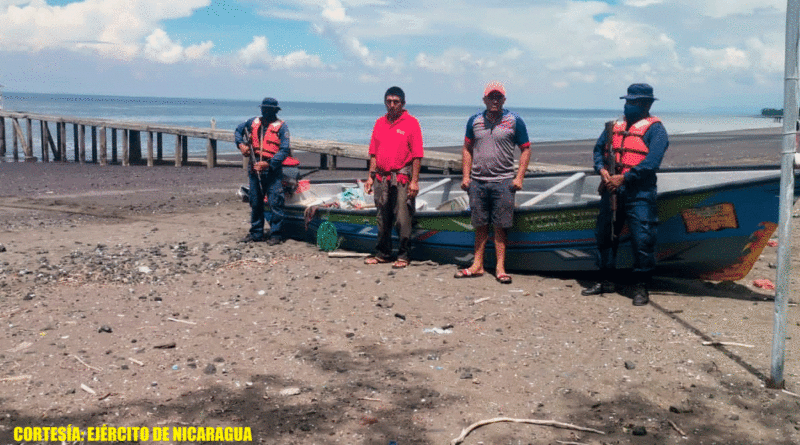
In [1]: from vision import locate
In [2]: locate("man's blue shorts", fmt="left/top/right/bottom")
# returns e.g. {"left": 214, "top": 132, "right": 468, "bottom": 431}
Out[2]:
{"left": 468, "top": 178, "right": 515, "bottom": 229}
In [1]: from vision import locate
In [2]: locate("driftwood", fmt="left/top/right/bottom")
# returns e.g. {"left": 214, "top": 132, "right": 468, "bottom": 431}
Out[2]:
{"left": 328, "top": 251, "right": 371, "bottom": 258}
{"left": 450, "top": 416, "right": 605, "bottom": 445}
{"left": 72, "top": 354, "right": 102, "bottom": 372}
{"left": 167, "top": 317, "right": 197, "bottom": 325}
{"left": 668, "top": 419, "right": 687, "bottom": 437}
{"left": 80, "top": 383, "right": 96, "bottom": 395}
{"left": 0, "top": 375, "right": 32, "bottom": 382}
{"left": 701, "top": 341, "right": 754, "bottom": 348}
{"left": 783, "top": 389, "right": 800, "bottom": 398}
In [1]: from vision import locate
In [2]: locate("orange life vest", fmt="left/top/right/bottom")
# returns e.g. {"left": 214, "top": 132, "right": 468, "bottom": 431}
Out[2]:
{"left": 250, "top": 118, "right": 300, "bottom": 167}
{"left": 610, "top": 117, "right": 660, "bottom": 174}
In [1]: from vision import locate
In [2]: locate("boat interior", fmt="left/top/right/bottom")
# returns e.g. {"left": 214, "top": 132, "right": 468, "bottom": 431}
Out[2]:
{"left": 286, "top": 167, "right": 784, "bottom": 212}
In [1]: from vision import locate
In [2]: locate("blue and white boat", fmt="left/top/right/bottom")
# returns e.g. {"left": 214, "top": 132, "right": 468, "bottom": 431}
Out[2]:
{"left": 275, "top": 166, "right": 798, "bottom": 280}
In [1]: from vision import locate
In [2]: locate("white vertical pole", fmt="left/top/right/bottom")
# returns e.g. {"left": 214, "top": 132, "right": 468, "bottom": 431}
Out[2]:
{"left": 769, "top": 0, "right": 800, "bottom": 389}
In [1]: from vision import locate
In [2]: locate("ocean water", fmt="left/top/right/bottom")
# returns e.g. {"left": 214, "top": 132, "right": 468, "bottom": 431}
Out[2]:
{"left": 1, "top": 92, "right": 780, "bottom": 156}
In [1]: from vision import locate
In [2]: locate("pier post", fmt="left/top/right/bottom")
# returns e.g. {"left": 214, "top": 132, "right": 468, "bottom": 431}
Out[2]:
{"left": 11, "top": 118, "right": 28, "bottom": 161}
{"left": 59, "top": 121, "right": 69, "bottom": 162}
{"left": 147, "top": 131, "right": 154, "bottom": 167}
{"left": 40, "top": 121, "right": 49, "bottom": 163}
{"left": 174, "top": 133, "right": 182, "bottom": 167}
{"left": 56, "top": 121, "right": 67, "bottom": 162}
{"left": 0, "top": 116, "right": 6, "bottom": 160}
{"left": 45, "top": 122, "right": 58, "bottom": 161}
{"left": 129, "top": 130, "right": 142, "bottom": 163}
{"left": 79, "top": 124, "right": 86, "bottom": 164}
{"left": 206, "top": 119, "right": 216, "bottom": 168}
{"left": 12, "top": 121, "right": 18, "bottom": 162}
{"left": 111, "top": 129, "right": 118, "bottom": 164}
{"left": 72, "top": 123, "right": 79, "bottom": 162}
{"left": 122, "top": 129, "right": 129, "bottom": 166}
{"left": 26, "top": 118, "right": 36, "bottom": 162}
{"left": 99, "top": 127, "right": 107, "bottom": 166}
{"left": 156, "top": 133, "right": 163, "bottom": 161}
{"left": 91, "top": 126, "right": 97, "bottom": 163}
{"left": 182, "top": 135, "right": 188, "bottom": 165}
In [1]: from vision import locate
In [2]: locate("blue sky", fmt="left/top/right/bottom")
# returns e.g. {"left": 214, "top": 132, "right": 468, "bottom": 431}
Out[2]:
{"left": 0, "top": 0, "right": 790, "bottom": 112}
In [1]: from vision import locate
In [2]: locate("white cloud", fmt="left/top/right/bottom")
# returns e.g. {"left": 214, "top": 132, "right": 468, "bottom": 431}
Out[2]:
{"left": 260, "top": 0, "right": 404, "bottom": 72}
{"left": 546, "top": 56, "right": 587, "bottom": 71}
{"left": 567, "top": 71, "right": 597, "bottom": 83}
{"left": 274, "top": 50, "right": 325, "bottom": 69}
{"left": 374, "top": 10, "right": 427, "bottom": 35}
{"left": 144, "top": 29, "right": 184, "bottom": 63}
{"left": 745, "top": 37, "right": 783, "bottom": 73}
{"left": 358, "top": 73, "right": 381, "bottom": 83}
{"left": 501, "top": 48, "right": 523, "bottom": 60}
{"left": 142, "top": 29, "right": 213, "bottom": 63}
{"left": 594, "top": 19, "right": 677, "bottom": 60}
{"left": 321, "top": 0, "right": 352, "bottom": 23}
{"left": 237, "top": 36, "right": 326, "bottom": 70}
{"left": 414, "top": 51, "right": 457, "bottom": 74}
{"left": 337, "top": 34, "right": 402, "bottom": 71}
{"left": 415, "top": 48, "right": 498, "bottom": 75}
{"left": 552, "top": 81, "right": 569, "bottom": 89}
{"left": 690, "top": 46, "right": 751, "bottom": 71}
{"left": 185, "top": 41, "right": 214, "bottom": 60}
{"left": 684, "top": 0, "right": 784, "bottom": 18}
{"left": 624, "top": 0, "right": 664, "bottom": 6}
{"left": 0, "top": 0, "right": 211, "bottom": 61}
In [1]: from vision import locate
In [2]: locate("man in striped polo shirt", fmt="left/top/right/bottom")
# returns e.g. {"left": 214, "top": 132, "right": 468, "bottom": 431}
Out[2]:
{"left": 455, "top": 81, "right": 531, "bottom": 284}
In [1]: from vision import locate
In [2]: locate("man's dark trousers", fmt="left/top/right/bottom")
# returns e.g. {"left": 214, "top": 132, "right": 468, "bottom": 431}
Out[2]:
{"left": 248, "top": 167, "right": 285, "bottom": 240}
{"left": 595, "top": 190, "right": 657, "bottom": 283}
{"left": 373, "top": 179, "right": 414, "bottom": 261}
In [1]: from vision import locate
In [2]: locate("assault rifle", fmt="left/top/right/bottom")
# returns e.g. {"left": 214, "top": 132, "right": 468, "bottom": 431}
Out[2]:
{"left": 242, "top": 125, "right": 263, "bottom": 198}
{"left": 603, "top": 120, "right": 617, "bottom": 242}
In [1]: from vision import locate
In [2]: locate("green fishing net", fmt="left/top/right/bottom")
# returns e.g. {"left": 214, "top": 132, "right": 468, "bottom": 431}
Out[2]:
{"left": 316, "top": 221, "right": 340, "bottom": 252}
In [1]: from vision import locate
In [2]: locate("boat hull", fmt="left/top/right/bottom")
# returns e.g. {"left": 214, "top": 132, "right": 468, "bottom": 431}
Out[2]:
{"left": 280, "top": 167, "right": 797, "bottom": 280}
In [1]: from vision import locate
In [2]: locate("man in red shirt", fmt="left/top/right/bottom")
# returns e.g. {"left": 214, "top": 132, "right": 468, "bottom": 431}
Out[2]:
{"left": 363, "top": 86, "right": 424, "bottom": 268}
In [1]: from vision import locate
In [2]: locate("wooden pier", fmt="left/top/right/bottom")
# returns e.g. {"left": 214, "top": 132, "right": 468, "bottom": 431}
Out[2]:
{"left": 0, "top": 110, "right": 578, "bottom": 173}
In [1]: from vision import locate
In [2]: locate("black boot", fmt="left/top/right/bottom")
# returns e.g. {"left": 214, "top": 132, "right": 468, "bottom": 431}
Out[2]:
{"left": 581, "top": 280, "right": 615, "bottom": 296}
{"left": 632, "top": 283, "right": 649, "bottom": 306}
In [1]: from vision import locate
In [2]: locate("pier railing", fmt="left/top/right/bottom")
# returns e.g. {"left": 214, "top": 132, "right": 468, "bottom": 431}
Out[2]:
{"left": 0, "top": 110, "right": 463, "bottom": 173}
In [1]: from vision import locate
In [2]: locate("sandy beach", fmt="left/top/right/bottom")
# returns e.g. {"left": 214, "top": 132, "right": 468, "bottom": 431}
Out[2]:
{"left": 1, "top": 127, "right": 799, "bottom": 445}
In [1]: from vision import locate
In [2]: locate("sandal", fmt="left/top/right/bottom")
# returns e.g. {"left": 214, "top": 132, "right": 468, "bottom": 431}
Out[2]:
{"left": 454, "top": 268, "right": 483, "bottom": 279}
{"left": 496, "top": 274, "right": 512, "bottom": 284}
{"left": 364, "top": 256, "right": 391, "bottom": 265}
{"left": 392, "top": 259, "right": 410, "bottom": 269}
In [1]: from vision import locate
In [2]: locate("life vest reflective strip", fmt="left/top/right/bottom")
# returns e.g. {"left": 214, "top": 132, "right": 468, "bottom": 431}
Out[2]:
{"left": 611, "top": 117, "right": 660, "bottom": 174}
{"left": 250, "top": 118, "right": 300, "bottom": 166}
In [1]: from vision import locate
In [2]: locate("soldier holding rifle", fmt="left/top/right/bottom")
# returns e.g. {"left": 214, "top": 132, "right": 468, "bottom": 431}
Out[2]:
{"left": 581, "top": 84, "right": 669, "bottom": 306}
{"left": 234, "top": 97, "right": 299, "bottom": 245}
